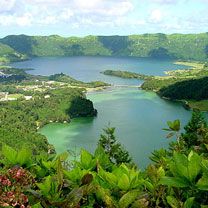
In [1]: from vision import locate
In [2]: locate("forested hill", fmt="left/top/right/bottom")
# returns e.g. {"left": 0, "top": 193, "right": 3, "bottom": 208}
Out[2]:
{"left": 159, "top": 76, "right": 208, "bottom": 100}
{"left": 0, "top": 43, "right": 26, "bottom": 63}
{"left": 1, "top": 33, "right": 208, "bottom": 61}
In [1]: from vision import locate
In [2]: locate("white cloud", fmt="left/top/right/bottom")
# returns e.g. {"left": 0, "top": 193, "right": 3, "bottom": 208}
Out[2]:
{"left": 0, "top": 13, "right": 32, "bottom": 26}
{"left": 148, "top": 0, "right": 178, "bottom": 4}
{"left": 25, "top": 0, "right": 67, "bottom": 5}
{"left": 74, "top": 0, "right": 102, "bottom": 9}
{"left": 0, "top": 0, "right": 133, "bottom": 27}
{"left": 0, "top": 0, "right": 207, "bottom": 35}
{"left": 0, "top": 0, "right": 16, "bottom": 12}
{"left": 149, "top": 9, "right": 163, "bottom": 23}
{"left": 59, "top": 9, "right": 74, "bottom": 21}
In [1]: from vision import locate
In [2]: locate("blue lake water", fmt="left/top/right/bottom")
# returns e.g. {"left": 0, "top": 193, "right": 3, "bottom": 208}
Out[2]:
{"left": 12, "top": 56, "right": 189, "bottom": 85}
{"left": 12, "top": 56, "right": 192, "bottom": 168}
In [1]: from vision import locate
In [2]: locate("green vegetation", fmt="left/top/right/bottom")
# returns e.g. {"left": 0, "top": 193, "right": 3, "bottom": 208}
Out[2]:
{"left": 102, "top": 70, "right": 153, "bottom": 80}
{"left": 139, "top": 62, "right": 208, "bottom": 110}
{"left": 0, "top": 66, "right": 109, "bottom": 90}
{"left": 0, "top": 43, "right": 27, "bottom": 63}
{"left": 0, "top": 111, "right": 208, "bottom": 207}
{"left": 0, "top": 65, "right": 108, "bottom": 155}
{"left": 188, "top": 100, "right": 208, "bottom": 111}
{"left": 1, "top": 33, "right": 208, "bottom": 61}
{"left": 141, "top": 62, "right": 208, "bottom": 91}
{"left": 158, "top": 77, "right": 208, "bottom": 100}
{"left": 0, "top": 87, "right": 97, "bottom": 154}
{"left": 49, "top": 73, "right": 110, "bottom": 88}
{"left": 1, "top": 33, "right": 208, "bottom": 207}
{"left": 98, "top": 127, "right": 132, "bottom": 165}
{"left": 102, "top": 61, "right": 208, "bottom": 111}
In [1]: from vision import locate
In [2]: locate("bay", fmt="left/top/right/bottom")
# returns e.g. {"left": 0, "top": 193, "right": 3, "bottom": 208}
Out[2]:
{"left": 12, "top": 56, "right": 191, "bottom": 167}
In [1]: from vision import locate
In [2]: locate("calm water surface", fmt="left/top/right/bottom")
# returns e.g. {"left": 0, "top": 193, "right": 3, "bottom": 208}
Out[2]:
{"left": 12, "top": 56, "right": 191, "bottom": 167}
{"left": 12, "top": 56, "right": 189, "bottom": 84}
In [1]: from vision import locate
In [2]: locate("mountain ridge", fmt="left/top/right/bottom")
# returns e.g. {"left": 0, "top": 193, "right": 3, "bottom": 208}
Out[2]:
{"left": 0, "top": 33, "right": 208, "bottom": 61}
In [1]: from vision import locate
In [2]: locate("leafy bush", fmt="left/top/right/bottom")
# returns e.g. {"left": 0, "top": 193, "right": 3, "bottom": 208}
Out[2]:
{"left": 0, "top": 112, "right": 208, "bottom": 207}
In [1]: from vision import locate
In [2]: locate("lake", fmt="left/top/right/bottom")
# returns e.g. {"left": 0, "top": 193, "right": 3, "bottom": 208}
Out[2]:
{"left": 12, "top": 56, "right": 192, "bottom": 168}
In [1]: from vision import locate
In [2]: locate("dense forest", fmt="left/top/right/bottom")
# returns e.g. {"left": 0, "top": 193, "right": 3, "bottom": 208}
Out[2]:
{"left": 1, "top": 33, "right": 208, "bottom": 61}
{"left": 158, "top": 77, "right": 208, "bottom": 100}
{"left": 0, "top": 88, "right": 97, "bottom": 154}
{"left": 0, "top": 111, "right": 208, "bottom": 207}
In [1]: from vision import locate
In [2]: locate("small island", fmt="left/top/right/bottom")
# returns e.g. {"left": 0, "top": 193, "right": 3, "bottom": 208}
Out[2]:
{"left": 101, "top": 70, "right": 153, "bottom": 80}
{"left": 101, "top": 61, "right": 208, "bottom": 111}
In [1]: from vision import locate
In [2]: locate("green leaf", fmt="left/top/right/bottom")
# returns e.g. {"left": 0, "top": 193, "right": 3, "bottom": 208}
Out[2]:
{"left": 16, "top": 147, "right": 32, "bottom": 166}
{"left": 102, "top": 171, "right": 117, "bottom": 187}
{"left": 172, "top": 152, "right": 188, "bottom": 178}
{"left": 80, "top": 149, "right": 95, "bottom": 170}
{"left": 167, "top": 196, "right": 180, "bottom": 208}
{"left": 118, "top": 174, "right": 130, "bottom": 191}
{"left": 160, "top": 176, "right": 189, "bottom": 188}
{"left": 173, "top": 120, "right": 180, "bottom": 131}
{"left": 157, "top": 166, "right": 165, "bottom": 178}
{"left": 197, "top": 173, "right": 208, "bottom": 191}
{"left": 144, "top": 181, "right": 154, "bottom": 192}
{"left": 119, "top": 190, "right": 141, "bottom": 208}
{"left": 184, "top": 197, "right": 195, "bottom": 208}
{"left": 94, "top": 145, "right": 112, "bottom": 169}
{"left": 65, "top": 187, "right": 84, "bottom": 206}
{"left": 2, "top": 144, "right": 17, "bottom": 165}
{"left": 64, "top": 168, "right": 88, "bottom": 184}
{"left": 95, "top": 185, "right": 116, "bottom": 207}
{"left": 187, "top": 151, "right": 201, "bottom": 182}
{"left": 167, "top": 121, "right": 173, "bottom": 129}
{"left": 167, "top": 120, "right": 180, "bottom": 132}
{"left": 37, "top": 176, "right": 52, "bottom": 196}
{"left": 201, "top": 159, "right": 208, "bottom": 172}
{"left": 32, "top": 203, "right": 43, "bottom": 208}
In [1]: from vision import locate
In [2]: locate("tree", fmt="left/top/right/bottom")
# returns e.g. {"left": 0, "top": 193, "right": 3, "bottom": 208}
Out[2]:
{"left": 182, "top": 110, "right": 207, "bottom": 148}
{"left": 98, "top": 127, "right": 132, "bottom": 165}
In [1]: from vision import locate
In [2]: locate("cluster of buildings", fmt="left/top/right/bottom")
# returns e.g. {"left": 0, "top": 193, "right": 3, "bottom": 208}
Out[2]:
{"left": 0, "top": 71, "right": 12, "bottom": 78}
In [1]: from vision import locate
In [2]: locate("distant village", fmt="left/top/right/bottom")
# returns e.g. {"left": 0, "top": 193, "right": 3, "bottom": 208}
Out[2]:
{"left": 0, "top": 70, "right": 12, "bottom": 78}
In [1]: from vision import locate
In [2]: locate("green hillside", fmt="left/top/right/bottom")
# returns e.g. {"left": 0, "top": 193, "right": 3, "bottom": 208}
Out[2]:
{"left": 0, "top": 43, "right": 26, "bottom": 63}
{"left": 1, "top": 33, "right": 208, "bottom": 60}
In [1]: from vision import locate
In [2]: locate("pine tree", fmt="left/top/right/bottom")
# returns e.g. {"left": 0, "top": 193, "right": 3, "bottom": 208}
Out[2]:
{"left": 182, "top": 110, "right": 207, "bottom": 148}
{"left": 98, "top": 127, "right": 132, "bottom": 165}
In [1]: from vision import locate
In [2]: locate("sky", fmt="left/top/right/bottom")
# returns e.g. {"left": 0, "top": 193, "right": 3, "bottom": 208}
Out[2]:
{"left": 0, "top": 0, "right": 208, "bottom": 37}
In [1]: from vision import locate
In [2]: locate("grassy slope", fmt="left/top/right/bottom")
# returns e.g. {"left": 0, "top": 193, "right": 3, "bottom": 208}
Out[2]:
{"left": 0, "top": 43, "right": 26, "bottom": 63}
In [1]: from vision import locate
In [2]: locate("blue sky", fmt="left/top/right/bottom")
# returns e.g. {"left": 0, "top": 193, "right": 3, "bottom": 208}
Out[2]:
{"left": 0, "top": 0, "right": 207, "bottom": 37}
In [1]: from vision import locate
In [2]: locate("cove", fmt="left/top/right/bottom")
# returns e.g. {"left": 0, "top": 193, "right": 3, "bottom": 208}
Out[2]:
{"left": 40, "top": 87, "right": 191, "bottom": 168}
{"left": 12, "top": 56, "right": 192, "bottom": 168}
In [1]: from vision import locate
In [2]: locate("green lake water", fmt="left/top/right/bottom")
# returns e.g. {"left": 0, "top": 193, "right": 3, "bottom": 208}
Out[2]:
{"left": 40, "top": 88, "right": 191, "bottom": 168}
{"left": 12, "top": 56, "right": 192, "bottom": 168}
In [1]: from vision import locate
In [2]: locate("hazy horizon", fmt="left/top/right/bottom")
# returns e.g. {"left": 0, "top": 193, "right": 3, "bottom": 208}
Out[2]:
{"left": 1, "top": 32, "right": 208, "bottom": 39}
